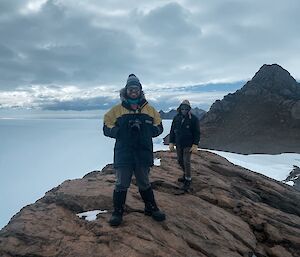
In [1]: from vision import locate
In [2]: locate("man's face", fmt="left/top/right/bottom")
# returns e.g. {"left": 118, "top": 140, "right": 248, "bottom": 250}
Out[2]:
{"left": 180, "top": 106, "right": 190, "bottom": 116}
{"left": 126, "top": 86, "right": 141, "bottom": 99}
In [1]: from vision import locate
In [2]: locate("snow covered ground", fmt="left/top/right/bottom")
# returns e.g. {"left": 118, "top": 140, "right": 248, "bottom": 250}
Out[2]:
{"left": 204, "top": 150, "right": 300, "bottom": 185}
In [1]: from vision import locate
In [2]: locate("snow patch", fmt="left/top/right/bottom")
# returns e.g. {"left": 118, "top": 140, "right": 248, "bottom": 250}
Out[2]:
{"left": 154, "top": 158, "right": 161, "bottom": 166}
{"left": 76, "top": 210, "right": 107, "bottom": 221}
{"left": 284, "top": 181, "right": 295, "bottom": 186}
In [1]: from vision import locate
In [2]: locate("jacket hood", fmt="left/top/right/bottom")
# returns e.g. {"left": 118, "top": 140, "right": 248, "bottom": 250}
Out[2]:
{"left": 119, "top": 87, "right": 146, "bottom": 102}
{"left": 119, "top": 87, "right": 147, "bottom": 111}
{"left": 177, "top": 104, "right": 192, "bottom": 119}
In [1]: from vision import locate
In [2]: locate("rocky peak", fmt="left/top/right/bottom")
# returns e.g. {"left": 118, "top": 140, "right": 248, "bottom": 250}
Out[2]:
{"left": 159, "top": 109, "right": 178, "bottom": 119}
{"left": 243, "top": 64, "right": 300, "bottom": 98}
{"left": 200, "top": 64, "right": 300, "bottom": 154}
{"left": 192, "top": 107, "right": 206, "bottom": 120}
{"left": 252, "top": 64, "right": 297, "bottom": 87}
{"left": 0, "top": 151, "right": 300, "bottom": 257}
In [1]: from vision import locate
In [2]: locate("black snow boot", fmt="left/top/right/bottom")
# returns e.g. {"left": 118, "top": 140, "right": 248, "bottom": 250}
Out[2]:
{"left": 109, "top": 190, "right": 127, "bottom": 227}
{"left": 181, "top": 179, "right": 191, "bottom": 192}
{"left": 139, "top": 187, "right": 166, "bottom": 222}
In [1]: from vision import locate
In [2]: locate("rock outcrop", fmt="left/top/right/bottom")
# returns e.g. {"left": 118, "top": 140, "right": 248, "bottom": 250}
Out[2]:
{"left": 200, "top": 64, "right": 300, "bottom": 154}
{"left": 0, "top": 151, "right": 300, "bottom": 257}
{"left": 284, "top": 165, "right": 300, "bottom": 191}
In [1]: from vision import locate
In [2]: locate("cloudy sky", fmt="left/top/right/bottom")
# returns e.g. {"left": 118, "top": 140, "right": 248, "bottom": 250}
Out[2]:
{"left": 0, "top": 0, "right": 299, "bottom": 113}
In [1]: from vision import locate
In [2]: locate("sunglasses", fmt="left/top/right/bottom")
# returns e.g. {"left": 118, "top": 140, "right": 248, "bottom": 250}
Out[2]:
{"left": 127, "top": 86, "right": 141, "bottom": 92}
{"left": 181, "top": 108, "right": 190, "bottom": 111}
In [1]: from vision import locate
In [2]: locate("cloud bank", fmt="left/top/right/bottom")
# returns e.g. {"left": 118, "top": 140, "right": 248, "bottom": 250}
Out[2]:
{"left": 0, "top": 0, "right": 299, "bottom": 110}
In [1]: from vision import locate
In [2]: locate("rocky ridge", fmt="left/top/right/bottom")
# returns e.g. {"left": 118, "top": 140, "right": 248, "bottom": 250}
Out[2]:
{"left": 0, "top": 151, "right": 300, "bottom": 257}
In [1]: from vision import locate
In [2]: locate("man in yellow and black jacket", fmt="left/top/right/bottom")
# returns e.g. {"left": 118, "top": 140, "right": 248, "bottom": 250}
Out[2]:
{"left": 103, "top": 74, "right": 165, "bottom": 226}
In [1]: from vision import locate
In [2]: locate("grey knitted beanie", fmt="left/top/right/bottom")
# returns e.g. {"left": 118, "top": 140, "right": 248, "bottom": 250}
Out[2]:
{"left": 126, "top": 74, "right": 142, "bottom": 89}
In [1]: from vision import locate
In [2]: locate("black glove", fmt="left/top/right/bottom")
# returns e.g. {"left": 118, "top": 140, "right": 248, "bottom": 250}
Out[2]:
{"left": 129, "top": 119, "right": 142, "bottom": 132}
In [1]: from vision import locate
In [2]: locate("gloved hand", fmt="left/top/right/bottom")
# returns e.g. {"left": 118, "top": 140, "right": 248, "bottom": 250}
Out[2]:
{"left": 152, "top": 124, "right": 163, "bottom": 137}
{"left": 129, "top": 119, "right": 142, "bottom": 132}
{"left": 169, "top": 143, "right": 175, "bottom": 151}
{"left": 130, "top": 123, "right": 140, "bottom": 131}
{"left": 190, "top": 144, "right": 198, "bottom": 153}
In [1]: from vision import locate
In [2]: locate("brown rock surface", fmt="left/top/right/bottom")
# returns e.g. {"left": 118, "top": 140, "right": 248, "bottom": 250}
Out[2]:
{"left": 0, "top": 151, "right": 300, "bottom": 257}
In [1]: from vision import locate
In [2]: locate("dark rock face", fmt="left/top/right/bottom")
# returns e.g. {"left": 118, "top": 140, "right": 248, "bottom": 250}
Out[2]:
{"left": 200, "top": 64, "right": 300, "bottom": 154}
{"left": 159, "top": 107, "right": 206, "bottom": 120}
{"left": 1, "top": 151, "right": 300, "bottom": 257}
{"left": 191, "top": 107, "right": 207, "bottom": 120}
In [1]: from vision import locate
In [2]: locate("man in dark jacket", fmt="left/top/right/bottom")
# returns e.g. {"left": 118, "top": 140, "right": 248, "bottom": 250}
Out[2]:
{"left": 169, "top": 100, "right": 200, "bottom": 192}
{"left": 103, "top": 74, "right": 166, "bottom": 226}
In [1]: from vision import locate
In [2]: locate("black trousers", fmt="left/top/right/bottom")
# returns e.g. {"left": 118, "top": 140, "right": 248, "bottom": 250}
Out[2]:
{"left": 176, "top": 146, "right": 191, "bottom": 178}
{"left": 115, "top": 165, "right": 151, "bottom": 191}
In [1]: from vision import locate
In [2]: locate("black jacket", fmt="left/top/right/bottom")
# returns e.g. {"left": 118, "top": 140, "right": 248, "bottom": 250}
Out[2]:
{"left": 103, "top": 90, "right": 163, "bottom": 168}
{"left": 169, "top": 113, "right": 200, "bottom": 148}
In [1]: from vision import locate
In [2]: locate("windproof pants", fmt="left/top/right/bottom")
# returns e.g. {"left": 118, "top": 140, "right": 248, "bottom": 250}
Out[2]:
{"left": 176, "top": 146, "right": 191, "bottom": 179}
{"left": 115, "top": 165, "right": 151, "bottom": 192}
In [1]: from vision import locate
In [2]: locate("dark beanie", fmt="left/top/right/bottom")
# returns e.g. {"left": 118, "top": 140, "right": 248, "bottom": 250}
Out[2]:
{"left": 126, "top": 74, "right": 142, "bottom": 89}
{"left": 179, "top": 99, "right": 191, "bottom": 110}
{"left": 180, "top": 99, "right": 191, "bottom": 107}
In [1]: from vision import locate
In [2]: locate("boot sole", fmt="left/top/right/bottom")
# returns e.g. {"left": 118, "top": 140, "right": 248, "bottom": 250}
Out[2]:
{"left": 152, "top": 215, "right": 166, "bottom": 222}
{"left": 109, "top": 219, "right": 122, "bottom": 226}
{"left": 144, "top": 211, "right": 166, "bottom": 221}
{"left": 109, "top": 216, "right": 123, "bottom": 226}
